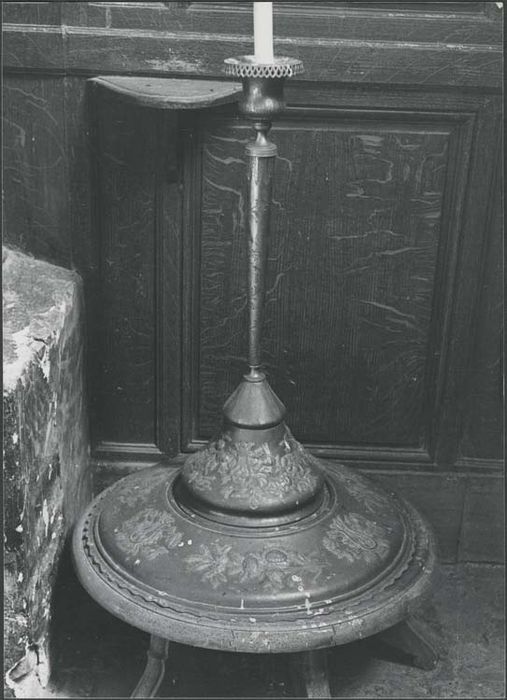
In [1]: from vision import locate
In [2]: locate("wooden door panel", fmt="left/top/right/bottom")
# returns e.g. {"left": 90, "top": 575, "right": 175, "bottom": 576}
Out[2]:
{"left": 94, "top": 95, "right": 160, "bottom": 454}
{"left": 184, "top": 106, "right": 474, "bottom": 462}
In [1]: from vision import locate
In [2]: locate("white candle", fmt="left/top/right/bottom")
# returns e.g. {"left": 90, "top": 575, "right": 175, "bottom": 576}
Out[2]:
{"left": 254, "top": 2, "right": 274, "bottom": 63}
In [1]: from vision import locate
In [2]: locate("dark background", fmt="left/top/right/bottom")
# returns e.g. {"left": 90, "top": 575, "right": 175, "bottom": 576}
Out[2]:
{"left": 3, "top": 1, "right": 503, "bottom": 562}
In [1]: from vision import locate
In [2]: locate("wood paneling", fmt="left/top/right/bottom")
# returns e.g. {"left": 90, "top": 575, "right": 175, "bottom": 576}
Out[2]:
{"left": 3, "top": 27, "right": 501, "bottom": 89}
{"left": 93, "top": 91, "right": 161, "bottom": 452}
{"left": 61, "top": 1, "right": 110, "bottom": 28}
{"left": 1, "top": 1, "right": 61, "bottom": 26}
{"left": 459, "top": 155, "right": 503, "bottom": 462}
{"left": 458, "top": 476, "right": 505, "bottom": 563}
{"left": 178, "top": 88, "right": 500, "bottom": 472}
{"left": 64, "top": 77, "right": 94, "bottom": 273}
{"left": 189, "top": 109, "right": 463, "bottom": 458}
{"left": 108, "top": 2, "right": 502, "bottom": 46}
{"left": 3, "top": 2, "right": 502, "bottom": 88}
{"left": 430, "top": 104, "right": 502, "bottom": 467}
{"left": 2, "top": 2, "right": 502, "bottom": 474}
{"left": 368, "top": 471, "right": 467, "bottom": 563}
{"left": 3, "top": 76, "right": 71, "bottom": 267}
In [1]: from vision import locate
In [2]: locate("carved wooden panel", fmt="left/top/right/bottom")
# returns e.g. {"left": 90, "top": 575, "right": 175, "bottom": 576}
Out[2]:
{"left": 459, "top": 152, "right": 503, "bottom": 462}
{"left": 183, "top": 107, "right": 474, "bottom": 461}
{"left": 92, "top": 90, "right": 183, "bottom": 462}
{"left": 93, "top": 93, "right": 160, "bottom": 454}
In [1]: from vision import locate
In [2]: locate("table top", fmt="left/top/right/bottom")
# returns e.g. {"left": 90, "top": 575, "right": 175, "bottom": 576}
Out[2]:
{"left": 73, "top": 459, "right": 436, "bottom": 654}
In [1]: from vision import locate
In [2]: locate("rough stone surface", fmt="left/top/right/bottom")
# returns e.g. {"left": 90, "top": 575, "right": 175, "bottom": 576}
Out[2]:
{"left": 3, "top": 247, "right": 92, "bottom": 698}
{"left": 46, "top": 558, "right": 505, "bottom": 698}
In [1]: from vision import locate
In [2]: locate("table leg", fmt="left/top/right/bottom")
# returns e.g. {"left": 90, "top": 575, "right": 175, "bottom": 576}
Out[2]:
{"left": 131, "top": 635, "right": 169, "bottom": 698}
{"left": 289, "top": 649, "right": 332, "bottom": 698}
{"left": 378, "top": 617, "right": 439, "bottom": 670}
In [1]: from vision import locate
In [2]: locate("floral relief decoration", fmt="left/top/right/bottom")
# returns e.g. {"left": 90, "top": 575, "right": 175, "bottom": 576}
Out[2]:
{"left": 335, "top": 470, "right": 390, "bottom": 514}
{"left": 323, "top": 512, "right": 390, "bottom": 564}
{"left": 182, "top": 429, "right": 320, "bottom": 509}
{"left": 115, "top": 507, "right": 183, "bottom": 562}
{"left": 113, "top": 471, "right": 170, "bottom": 509}
{"left": 185, "top": 542, "right": 324, "bottom": 591}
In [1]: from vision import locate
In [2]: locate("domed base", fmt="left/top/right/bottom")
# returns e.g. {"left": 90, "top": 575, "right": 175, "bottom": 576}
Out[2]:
{"left": 73, "top": 460, "right": 436, "bottom": 654}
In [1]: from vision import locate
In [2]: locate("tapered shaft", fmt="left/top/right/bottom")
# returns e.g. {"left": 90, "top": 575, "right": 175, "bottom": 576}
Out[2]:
{"left": 246, "top": 121, "right": 277, "bottom": 374}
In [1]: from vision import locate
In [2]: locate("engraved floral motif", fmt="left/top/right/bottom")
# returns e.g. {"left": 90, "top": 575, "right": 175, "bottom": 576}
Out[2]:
{"left": 115, "top": 483, "right": 145, "bottom": 508}
{"left": 182, "top": 430, "right": 320, "bottom": 509}
{"left": 335, "top": 471, "right": 390, "bottom": 514}
{"left": 113, "top": 471, "right": 170, "bottom": 508}
{"left": 323, "top": 512, "right": 390, "bottom": 564}
{"left": 115, "top": 508, "right": 183, "bottom": 561}
{"left": 185, "top": 541, "right": 324, "bottom": 591}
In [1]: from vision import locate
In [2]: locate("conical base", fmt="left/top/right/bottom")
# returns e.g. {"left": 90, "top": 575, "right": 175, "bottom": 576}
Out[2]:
{"left": 73, "top": 451, "right": 436, "bottom": 652}
{"left": 180, "top": 373, "right": 324, "bottom": 517}
{"left": 73, "top": 375, "right": 435, "bottom": 652}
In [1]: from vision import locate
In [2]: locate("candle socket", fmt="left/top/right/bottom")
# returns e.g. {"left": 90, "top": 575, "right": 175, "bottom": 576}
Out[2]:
{"left": 224, "top": 55, "right": 303, "bottom": 121}
{"left": 239, "top": 77, "right": 285, "bottom": 121}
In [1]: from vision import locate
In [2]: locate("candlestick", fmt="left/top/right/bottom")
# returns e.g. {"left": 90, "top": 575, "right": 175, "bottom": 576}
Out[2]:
{"left": 72, "top": 50, "right": 438, "bottom": 700}
{"left": 254, "top": 2, "right": 274, "bottom": 62}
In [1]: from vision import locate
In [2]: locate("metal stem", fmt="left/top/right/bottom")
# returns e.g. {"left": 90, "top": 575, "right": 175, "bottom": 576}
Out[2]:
{"left": 246, "top": 120, "right": 277, "bottom": 376}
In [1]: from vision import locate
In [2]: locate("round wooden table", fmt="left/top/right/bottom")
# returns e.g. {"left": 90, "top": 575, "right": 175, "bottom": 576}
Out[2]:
{"left": 73, "top": 457, "right": 438, "bottom": 698}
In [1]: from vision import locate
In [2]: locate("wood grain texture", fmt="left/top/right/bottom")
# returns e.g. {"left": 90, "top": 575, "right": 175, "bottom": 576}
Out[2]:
{"left": 60, "top": 0, "right": 109, "bottom": 28}
{"left": 2, "top": 1, "right": 61, "bottom": 26}
{"left": 93, "top": 91, "right": 160, "bottom": 450}
{"left": 3, "top": 1, "right": 502, "bottom": 89}
{"left": 459, "top": 152, "right": 503, "bottom": 462}
{"left": 368, "top": 471, "right": 467, "bottom": 563}
{"left": 182, "top": 2, "right": 502, "bottom": 45}
{"left": 86, "top": 1, "right": 504, "bottom": 47}
{"left": 188, "top": 108, "right": 467, "bottom": 456}
{"left": 155, "top": 111, "right": 183, "bottom": 456}
{"left": 458, "top": 476, "right": 505, "bottom": 563}
{"left": 429, "top": 101, "right": 502, "bottom": 467}
{"left": 3, "top": 76, "right": 71, "bottom": 267}
{"left": 2, "top": 25, "right": 64, "bottom": 73}
{"left": 3, "top": 27, "right": 501, "bottom": 90}
{"left": 63, "top": 77, "right": 95, "bottom": 277}
{"left": 62, "top": 76, "right": 103, "bottom": 455}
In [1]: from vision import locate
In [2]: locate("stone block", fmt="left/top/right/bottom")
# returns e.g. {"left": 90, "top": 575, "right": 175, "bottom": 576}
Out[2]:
{"left": 3, "top": 247, "right": 92, "bottom": 697}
